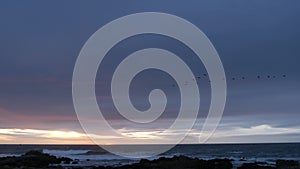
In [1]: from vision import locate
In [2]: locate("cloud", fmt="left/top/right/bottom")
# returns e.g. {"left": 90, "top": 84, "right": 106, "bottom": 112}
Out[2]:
{"left": 114, "top": 121, "right": 300, "bottom": 144}
{"left": 212, "top": 124, "right": 300, "bottom": 138}
{"left": 0, "top": 108, "right": 78, "bottom": 127}
{"left": 118, "top": 128, "right": 162, "bottom": 139}
{"left": 0, "top": 128, "right": 85, "bottom": 139}
{"left": 200, "top": 124, "right": 300, "bottom": 144}
{"left": 0, "top": 128, "right": 121, "bottom": 144}
{"left": 0, "top": 135, "right": 12, "bottom": 141}
{"left": 0, "top": 122, "right": 300, "bottom": 144}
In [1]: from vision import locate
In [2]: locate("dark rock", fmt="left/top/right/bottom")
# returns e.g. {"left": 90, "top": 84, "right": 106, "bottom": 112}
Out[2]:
{"left": 72, "top": 161, "right": 79, "bottom": 164}
{"left": 59, "top": 157, "right": 73, "bottom": 164}
{"left": 237, "top": 162, "right": 275, "bottom": 169}
{"left": 238, "top": 160, "right": 300, "bottom": 169}
{"left": 276, "top": 160, "right": 300, "bottom": 169}
{"left": 24, "top": 150, "right": 43, "bottom": 156}
{"left": 92, "top": 155, "right": 233, "bottom": 169}
{"left": 0, "top": 150, "right": 72, "bottom": 168}
{"left": 140, "top": 158, "right": 150, "bottom": 163}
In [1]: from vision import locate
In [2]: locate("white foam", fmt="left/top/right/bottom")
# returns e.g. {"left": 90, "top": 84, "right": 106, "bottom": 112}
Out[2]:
{"left": 42, "top": 149, "right": 89, "bottom": 157}
{"left": 0, "top": 153, "right": 21, "bottom": 158}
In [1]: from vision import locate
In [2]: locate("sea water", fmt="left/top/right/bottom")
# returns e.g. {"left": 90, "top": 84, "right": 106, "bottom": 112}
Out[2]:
{"left": 0, "top": 143, "right": 299, "bottom": 167}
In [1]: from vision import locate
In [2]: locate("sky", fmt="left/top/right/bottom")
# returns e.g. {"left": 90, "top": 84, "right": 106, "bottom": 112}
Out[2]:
{"left": 0, "top": 0, "right": 300, "bottom": 144}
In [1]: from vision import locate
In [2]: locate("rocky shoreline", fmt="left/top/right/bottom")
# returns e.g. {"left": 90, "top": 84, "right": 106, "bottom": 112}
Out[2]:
{"left": 0, "top": 151, "right": 299, "bottom": 169}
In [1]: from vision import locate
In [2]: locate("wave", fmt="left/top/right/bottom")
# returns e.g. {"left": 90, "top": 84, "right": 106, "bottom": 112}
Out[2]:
{"left": 75, "top": 150, "right": 109, "bottom": 155}
{"left": 228, "top": 151, "right": 243, "bottom": 154}
{"left": 0, "top": 153, "right": 21, "bottom": 158}
{"left": 42, "top": 149, "right": 134, "bottom": 161}
{"left": 42, "top": 149, "right": 91, "bottom": 156}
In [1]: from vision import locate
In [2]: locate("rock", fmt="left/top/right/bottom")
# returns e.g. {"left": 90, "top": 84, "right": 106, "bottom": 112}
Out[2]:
{"left": 0, "top": 150, "right": 72, "bottom": 168}
{"left": 208, "top": 158, "right": 234, "bottom": 169}
{"left": 237, "top": 160, "right": 300, "bottom": 169}
{"left": 25, "top": 150, "right": 44, "bottom": 156}
{"left": 276, "top": 160, "right": 300, "bottom": 169}
{"left": 59, "top": 157, "right": 72, "bottom": 164}
{"left": 237, "top": 162, "right": 275, "bottom": 169}
{"left": 92, "top": 155, "right": 233, "bottom": 169}
{"left": 72, "top": 161, "right": 79, "bottom": 164}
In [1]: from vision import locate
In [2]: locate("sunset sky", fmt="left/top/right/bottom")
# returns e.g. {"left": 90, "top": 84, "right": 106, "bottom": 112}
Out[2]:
{"left": 0, "top": 0, "right": 300, "bottom": 144}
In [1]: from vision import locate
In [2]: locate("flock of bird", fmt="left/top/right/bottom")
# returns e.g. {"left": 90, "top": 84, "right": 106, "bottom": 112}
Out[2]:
{"left": 229, "top": 74, "right": 286, "bottom": 81}
{"left": 171, "top": 74, "right": 287, "bottom": 87}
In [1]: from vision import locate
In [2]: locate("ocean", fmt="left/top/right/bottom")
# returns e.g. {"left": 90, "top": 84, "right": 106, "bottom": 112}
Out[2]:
{"left": 0, "top": 143, "right": 300, "bottom": 167}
